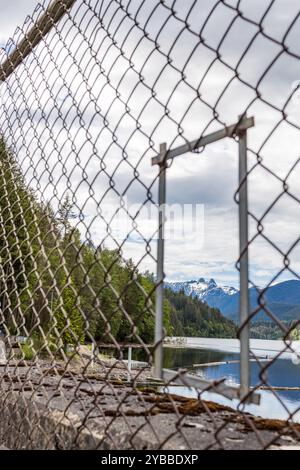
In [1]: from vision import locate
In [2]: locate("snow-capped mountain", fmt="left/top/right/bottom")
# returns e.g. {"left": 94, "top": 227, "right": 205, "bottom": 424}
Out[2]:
{"left": 165, "top": 277, "right": 238, "bottom": 311}
{"left": 165, "top": 278, "right": 300, "bottom": 323}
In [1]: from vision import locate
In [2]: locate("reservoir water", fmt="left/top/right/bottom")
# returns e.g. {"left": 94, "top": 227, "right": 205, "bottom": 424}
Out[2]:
{"left": 162, "top": 347, "right": 300, "bottom": 421}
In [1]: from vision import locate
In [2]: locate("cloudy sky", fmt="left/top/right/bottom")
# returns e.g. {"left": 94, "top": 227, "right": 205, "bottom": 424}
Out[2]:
{"left": 1, "top": 0, "right": 300, "bottom": 289}
{"left": 0, "top": 0, "right": 42, "bottom": 45}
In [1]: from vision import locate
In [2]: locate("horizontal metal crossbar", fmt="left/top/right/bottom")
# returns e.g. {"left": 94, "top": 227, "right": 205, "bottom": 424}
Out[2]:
{"left": 162, "top": 368, "right": 261, "bottom": 405}
{"left": 0, "top": 0, "right": 77, "bottom": 82}
{"left": 151, "top": 116, "right": 255, "bottom": 165}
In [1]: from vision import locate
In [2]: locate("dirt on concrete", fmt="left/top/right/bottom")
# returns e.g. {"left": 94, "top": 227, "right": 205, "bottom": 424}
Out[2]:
{"left": 0, "top": 358, "right": 299, "bottom": 450}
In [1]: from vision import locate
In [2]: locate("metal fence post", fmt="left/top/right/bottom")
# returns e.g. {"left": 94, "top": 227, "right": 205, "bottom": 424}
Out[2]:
{"left": 127, "top": 346, "right": 132, "bottom": 382}
{"left": 154, "top": 143, "right": 167, "bottom": 379}
{"left": 238, "top": 117, "right": 250, "bottom": 399}
{"left": 91, "top": 342, "right": 95, "bottom": 369}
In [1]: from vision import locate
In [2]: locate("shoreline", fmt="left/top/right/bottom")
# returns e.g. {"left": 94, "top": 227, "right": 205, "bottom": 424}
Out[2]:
{"left": 164, "top": 337, "right": 300, "bottom": 360}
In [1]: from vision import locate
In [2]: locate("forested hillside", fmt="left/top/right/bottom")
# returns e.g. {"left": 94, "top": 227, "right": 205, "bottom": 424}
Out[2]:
{"left": 0, "top": 138, "right": 167, "bottom": 347}
{"left": 0, "top": 139, "right": 236, "bottom": 350}
{"left": 165, "top": 288, "right": 237, "bottom": 338}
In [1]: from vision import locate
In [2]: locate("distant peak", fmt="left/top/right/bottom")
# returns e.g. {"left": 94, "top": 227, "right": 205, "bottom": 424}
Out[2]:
{"left": 208, "top": 278, "right": 217, "bottom": 287}
{"left": 198, "top": 277, "right": 205, "bottom": 283}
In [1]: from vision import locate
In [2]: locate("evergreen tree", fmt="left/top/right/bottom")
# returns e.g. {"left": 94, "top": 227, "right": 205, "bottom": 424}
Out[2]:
{"left": 0, "top": 139, "right": 40, "bottom": 333}
{"left": 165, "top": 287, "right": 237, "bottom": 338}
{"left": 0, "top": 138, "right": 236, "bottom": 351}
{"left": 53, "top": 275, "right": 84, "bottom": 347}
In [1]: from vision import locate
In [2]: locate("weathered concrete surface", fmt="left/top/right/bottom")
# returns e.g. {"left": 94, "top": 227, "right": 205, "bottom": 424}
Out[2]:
{"left": 0, "top": 361, "right": 299, "bottom": 450}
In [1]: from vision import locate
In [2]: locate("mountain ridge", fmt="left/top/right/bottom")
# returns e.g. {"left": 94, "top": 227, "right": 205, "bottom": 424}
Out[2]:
{"left": 165, "top": 278, "right": 300, "bottom": 323}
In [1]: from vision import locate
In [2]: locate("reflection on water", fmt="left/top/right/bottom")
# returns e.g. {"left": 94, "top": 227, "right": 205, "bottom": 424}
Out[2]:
{"left": 162, "top": 347, "right": 300, "bottom": 421}
{"left": 163, "top": 348, "right": 236, "bottom": 370}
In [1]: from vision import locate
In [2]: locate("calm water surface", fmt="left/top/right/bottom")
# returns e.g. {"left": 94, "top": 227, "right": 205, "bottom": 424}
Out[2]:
{"left": 161, "top": 347, "right": 300, "bottom": 421}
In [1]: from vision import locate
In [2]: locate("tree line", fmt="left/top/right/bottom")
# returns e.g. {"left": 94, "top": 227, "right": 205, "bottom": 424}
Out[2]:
{"left": 165, "top": 288, "right": 237, "bottom": 338}
{"left": 0, "top": 138, "right": 236, "bottom": 354}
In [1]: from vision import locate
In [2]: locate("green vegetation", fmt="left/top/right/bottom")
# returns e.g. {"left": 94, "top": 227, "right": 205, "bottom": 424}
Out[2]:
{"left": 0, "top": 139, "right": 237, "bottom": 353}
{"left": 290, "top": 324, "right": 300, "bottom": 340}
{"left": 20, "top": 341, "right": 35, "bottom": 361}
{"left": 165, "top": 288, "right": 237, "bottom": 338}
{"left": 0, "top": 139, "right": 172, "bottom": 350}
{"left": 249, "top": 321, "right": 300, "bottom": 340}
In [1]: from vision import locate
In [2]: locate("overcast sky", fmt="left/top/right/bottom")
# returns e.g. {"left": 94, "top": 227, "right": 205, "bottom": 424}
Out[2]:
{"left": 1, "top": 0, "right": 300, "bottom": 289}
{"left": 0, "top": 0, "right": 43, "bottom": 46}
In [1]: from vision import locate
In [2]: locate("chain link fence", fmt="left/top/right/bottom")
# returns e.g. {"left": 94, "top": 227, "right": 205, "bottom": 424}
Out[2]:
{"left": 0, "top": 0, "right": 300, "bottom": 450}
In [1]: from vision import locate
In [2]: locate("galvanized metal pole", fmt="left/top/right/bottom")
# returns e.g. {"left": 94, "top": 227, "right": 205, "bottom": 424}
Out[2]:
{"left": 127, "top": 346, "right": 132, "bottom": 382}
{"left": 238, "top": 119, "right": 250, "bottom": 399}
{"left": 154, "top": 143, "right": 167, "bottom": 379}
{"left": 91, "top": 342, "right": 95, "bottom": 369}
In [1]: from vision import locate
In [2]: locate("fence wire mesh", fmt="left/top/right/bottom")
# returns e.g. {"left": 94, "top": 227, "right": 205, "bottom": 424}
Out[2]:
{"left": 0, "top": 0, "right": 300, "bottom": 450}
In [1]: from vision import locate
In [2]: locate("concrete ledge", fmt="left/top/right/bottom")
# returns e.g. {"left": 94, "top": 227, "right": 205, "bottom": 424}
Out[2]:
{"left": 0, "top": 392, "right": 156, "bottom": 450}
{"left": 0, "top": 392, "right": 97, "bottom": 449}
{"left": 0, "top": 362, "right": 299, "bottom": 450}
